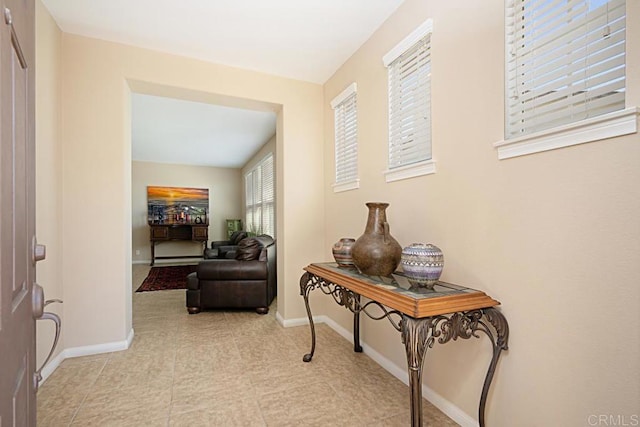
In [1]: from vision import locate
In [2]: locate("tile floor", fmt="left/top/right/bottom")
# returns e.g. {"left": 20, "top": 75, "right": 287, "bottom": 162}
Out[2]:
{"left": 36, "top": 264, "right": 459, "bottom": 426}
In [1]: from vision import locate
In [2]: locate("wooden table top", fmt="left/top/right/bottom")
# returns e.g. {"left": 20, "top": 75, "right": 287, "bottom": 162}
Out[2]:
{"left": 304, "top": 263, "right": 500, "bottom": 318}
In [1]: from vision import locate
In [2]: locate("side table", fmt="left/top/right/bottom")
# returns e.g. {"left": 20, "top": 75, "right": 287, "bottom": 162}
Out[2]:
{"left": 300, "top": 263, "right": 509, "bottom": 427}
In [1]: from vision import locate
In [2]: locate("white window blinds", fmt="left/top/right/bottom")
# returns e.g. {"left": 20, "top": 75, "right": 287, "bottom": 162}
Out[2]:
{"left": 261, "top": 155, "right": 274, "bottom": 237}
{"left": 506, "top": 0, "right": 626, "bottom": 139}
{"left": 384, "top": 19, "right": 432, "bottom": 171}
{"left": 244, "top": 153, "right": 274, "bottom": 237}
{"left": 331, "top": 83, "right": 358, "bottom": 191}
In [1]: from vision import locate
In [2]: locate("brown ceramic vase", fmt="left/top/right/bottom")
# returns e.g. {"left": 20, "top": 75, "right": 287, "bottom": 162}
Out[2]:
{"left": 351, "top": 202, "right": 402, "bottom": 277}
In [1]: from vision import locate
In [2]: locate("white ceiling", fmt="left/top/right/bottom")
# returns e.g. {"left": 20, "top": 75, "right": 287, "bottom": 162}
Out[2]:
{"left": 40, "top": 0, "right": 405, "bottom": 84}
{"left": 41, "top": 0, "right": 405, "bottom": 168}
{"left": 131, "top": 94, "right": 277, "bottom": 168}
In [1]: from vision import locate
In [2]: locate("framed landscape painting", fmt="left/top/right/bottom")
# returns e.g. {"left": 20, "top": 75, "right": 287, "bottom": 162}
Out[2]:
{"left": 147, "top": 186, "right": 209, "bottom": 225}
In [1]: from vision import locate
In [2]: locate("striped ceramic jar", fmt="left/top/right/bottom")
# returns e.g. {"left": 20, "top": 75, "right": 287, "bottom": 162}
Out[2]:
{"left": 332, "top": 238, "right": 356, "bottom": 269}
{"left": 400, "top": 243, "right": 444, "bottom": 288}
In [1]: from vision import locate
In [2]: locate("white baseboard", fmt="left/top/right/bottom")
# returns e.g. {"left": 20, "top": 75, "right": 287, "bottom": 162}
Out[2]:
{"left": 39, "top": 328, "right": 134, "bottom": 385}
{"left": 275, "top": 311, "right": 286, "bottom": 326}
{"left": 283, "top": 315, "right": 478, "bottom": 427}
{"left": 425, "top": 387, "right": 478, "bottom": 427}
{"left": 38, "top": 351, "right": 64, "bottom": 386}
{"left": 277, "top": 312, "right": 324, "bottom": 328}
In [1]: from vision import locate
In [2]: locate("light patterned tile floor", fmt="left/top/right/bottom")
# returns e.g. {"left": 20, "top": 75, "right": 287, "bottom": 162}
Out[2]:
{"left": 36, "top": 264, "right": 459, "bottom": 426}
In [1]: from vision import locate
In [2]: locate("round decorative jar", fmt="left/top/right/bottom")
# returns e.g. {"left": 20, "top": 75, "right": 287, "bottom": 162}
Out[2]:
{"left": 332, "top": 238, "right": 356, "bottom": 268}
{"left": 351, "top": 202, "right": 402, "bottom": 277}
{"left": 400, "top": 243, "right": 444, "bottom": 289}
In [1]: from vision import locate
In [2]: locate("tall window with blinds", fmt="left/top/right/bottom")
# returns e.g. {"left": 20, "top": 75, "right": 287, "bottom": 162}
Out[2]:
{"left": 383, "top": 19, "right": 435, "bottom": 182}
{"left": 245, "top": 153, "right": 274, "bottom": 237}
{"left": 331, "top": 83, "right": 359, "bottom": 192}
{"left": 505, "top": 0, "right": 626, "bottom": 139}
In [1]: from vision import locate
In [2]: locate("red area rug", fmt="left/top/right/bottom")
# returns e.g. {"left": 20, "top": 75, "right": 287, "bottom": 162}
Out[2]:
{"left": 136, "top": 265, "right": 198, "bottom": 292}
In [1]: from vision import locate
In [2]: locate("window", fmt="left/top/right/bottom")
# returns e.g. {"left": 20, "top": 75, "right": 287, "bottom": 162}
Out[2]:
{"left": 497, "top": 0, "right": 637, "bottom": 159}
{"left": 331, "top": 83, "right": 359, "bottom": 192}
{"left": 245, "top": 153, "right": 274, "bottom": 237}
{"left": 383, "top": 19, "right": 435, "bottom": 182}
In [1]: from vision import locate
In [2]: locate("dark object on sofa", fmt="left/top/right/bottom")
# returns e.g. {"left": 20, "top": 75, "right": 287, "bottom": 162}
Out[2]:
{"left": 187, "top": 235, "right": 276, "bottom": 314}
{"left": 204, "top": 230, "right": 248, "bottom": 259}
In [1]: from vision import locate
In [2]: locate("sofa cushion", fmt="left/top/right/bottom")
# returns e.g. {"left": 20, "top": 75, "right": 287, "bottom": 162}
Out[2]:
{"left": 230, "top": 231, "right": 248, "bottom": 245}
{"left": 235, "top": 237, "right": 262, "bottom": 261}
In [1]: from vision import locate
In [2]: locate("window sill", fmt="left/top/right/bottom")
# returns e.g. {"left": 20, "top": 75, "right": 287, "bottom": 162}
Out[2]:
{"left": 333, "top": 179, "right": 360, "bottom": 193}
{"left": 384, "top": 159, "right": 436, "bottom": 183}
{"left": 494, "top": 107, "right": 639, "bottom": 160}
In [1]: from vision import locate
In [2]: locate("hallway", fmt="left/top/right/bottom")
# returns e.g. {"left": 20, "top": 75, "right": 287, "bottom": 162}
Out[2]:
{"left": 36, "top": 265, "right": 458, "bottom": 426}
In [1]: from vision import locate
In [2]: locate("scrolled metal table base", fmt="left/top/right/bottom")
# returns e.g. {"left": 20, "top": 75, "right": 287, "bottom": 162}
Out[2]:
{"left": 300, "top": 272, "right": 402, "bottom": 361}
{"left": 401, "top": 308, "right": 509, "bottom": 427}
{"left": 300, "top": 271, "right": 509, "bottom": 427}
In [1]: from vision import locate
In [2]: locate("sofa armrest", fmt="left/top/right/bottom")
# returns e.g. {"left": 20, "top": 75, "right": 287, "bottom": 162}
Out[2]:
{"left": 187, "top": 272, "right": 200, "bottom": 290}
{"left": 197, "top": 259, "right": 267, "bottom": 281}
{"left": 211, "top": 240, "right": 233, "bottom": 248}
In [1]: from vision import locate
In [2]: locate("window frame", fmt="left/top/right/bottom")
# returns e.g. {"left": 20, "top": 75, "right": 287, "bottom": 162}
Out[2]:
{"left": 383, "top": 18, "right": 436, "bottom": 183}
{"left": 331, "top": 82, "right": 359, "bottom": 192}
{"left": 497, "top": 0, "right": 638, "bottom": 160}
{"left": 244, "top": 153, "right": 275, "bottom": 237}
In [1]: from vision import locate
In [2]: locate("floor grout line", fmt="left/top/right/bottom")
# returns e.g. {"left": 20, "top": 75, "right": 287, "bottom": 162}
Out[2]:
{"left": 65, "top": 356, "right": 109, "bottom": 426}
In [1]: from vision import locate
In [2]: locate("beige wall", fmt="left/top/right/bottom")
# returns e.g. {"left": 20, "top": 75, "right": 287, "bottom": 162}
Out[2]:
{"left": 35, "top": 0, "right": 64, "bottom": 368}
{"left": 131, "top": 161, "right": 242, "bottom": 263}
{"left": 50, "top": 30, "right": 323, "bottom": 347}
{"left": 322, "top": 0, "right": 640, "bottom": 425}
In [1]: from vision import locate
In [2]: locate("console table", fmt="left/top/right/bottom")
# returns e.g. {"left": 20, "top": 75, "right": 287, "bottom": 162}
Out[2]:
{"left": 300, "top": 263, "right": 509, "bottom": 427}
{"left": 149, "top": 224, "right": 208, "bottom": 266}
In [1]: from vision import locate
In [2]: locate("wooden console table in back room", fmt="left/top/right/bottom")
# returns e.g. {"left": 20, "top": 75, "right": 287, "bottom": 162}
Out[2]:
{"left": 299, "top": 262, "right": 509, "bottom": 427}
{"left": 149, "top": 224, "right": 208, "bottom": 266}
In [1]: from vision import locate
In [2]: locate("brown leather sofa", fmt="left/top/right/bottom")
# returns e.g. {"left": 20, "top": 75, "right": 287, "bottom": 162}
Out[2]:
{"left": 187, "top": 235, "right": 276, "bottom": 314}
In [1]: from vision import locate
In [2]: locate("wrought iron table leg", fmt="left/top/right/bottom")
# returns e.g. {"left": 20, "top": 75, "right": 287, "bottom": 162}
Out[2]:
{"left": 353, "top": 294, "right": 363, "bottom": 353}
{"left": 401, "top": 315, "right": 430, "bottom": 427}
{"left": 477, "top": 307, "right": 509, "bottom": 427}
{"left": 300, "top": 272, "right": 316, "bottom": 362}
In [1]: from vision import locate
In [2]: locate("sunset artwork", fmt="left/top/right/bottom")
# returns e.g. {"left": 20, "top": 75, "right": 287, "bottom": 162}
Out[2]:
{"left": 147, "top": 186, "right": 209, "bottom": 225}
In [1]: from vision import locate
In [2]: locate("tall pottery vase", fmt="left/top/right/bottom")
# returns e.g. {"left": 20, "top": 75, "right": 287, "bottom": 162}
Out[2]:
{"left": 351, "top": 202, "right": 402, "bottom": 277}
